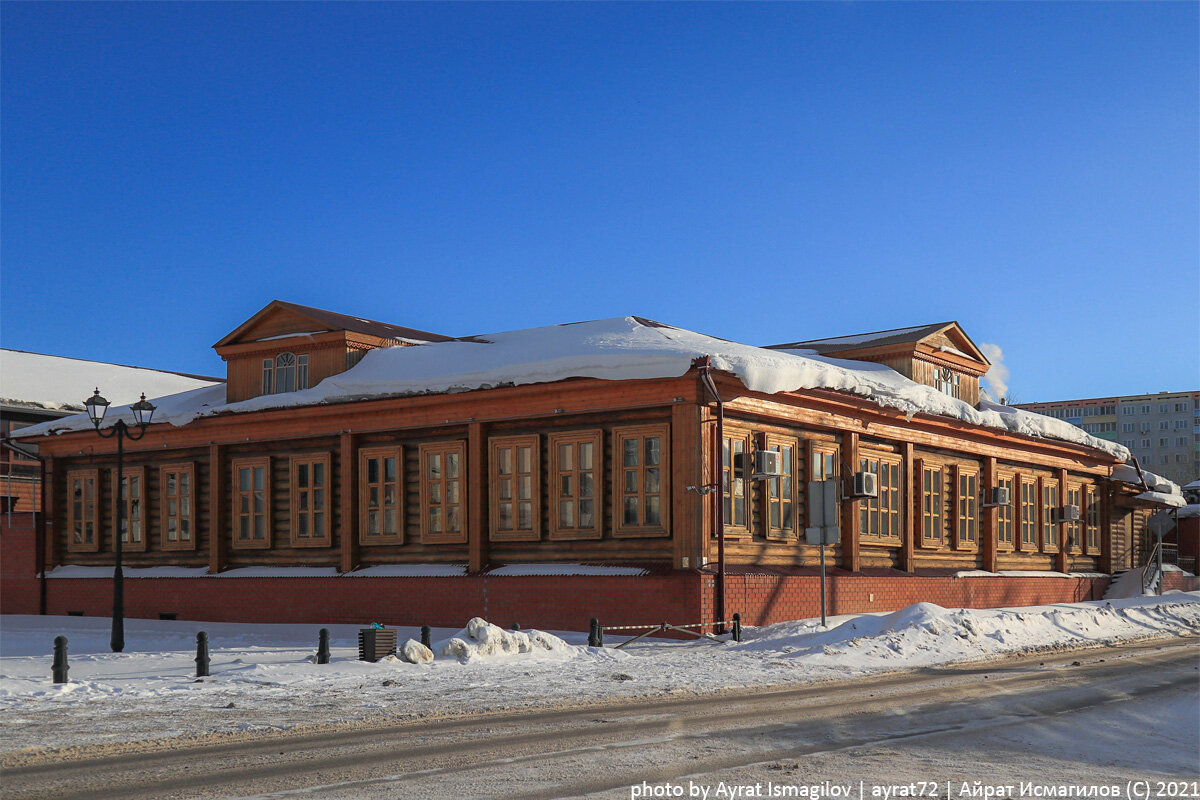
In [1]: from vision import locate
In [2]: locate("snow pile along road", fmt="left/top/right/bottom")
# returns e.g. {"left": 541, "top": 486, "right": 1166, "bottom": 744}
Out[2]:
{"left": 2, "top": 593, "right": 1197, "bottom": 758}
{"left": 435, "top": 618, "right": 571, "bottom": 663}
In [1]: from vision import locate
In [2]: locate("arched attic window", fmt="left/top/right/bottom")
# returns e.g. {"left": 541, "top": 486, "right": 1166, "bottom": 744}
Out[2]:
{"left": 261, "top": 352, "right": 309, "bottom": 394}
{"left": 935, "top": 367, "right": 960, "bottom": 399}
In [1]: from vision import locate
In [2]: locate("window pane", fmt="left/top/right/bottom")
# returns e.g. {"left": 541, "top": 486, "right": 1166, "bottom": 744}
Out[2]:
{"left": 560, "top": 475, "right": 573, "bottom": 497}
{"left": 447, "top": 507, "right": 460, "bottom": 532}
{"left": 518, "top": 475, "right": 532, "bottom": 500}
{"left": 623, "top": 438, "right": 638, "bottom": 467}
{"left": 498, "top": 502, "right": 513, "bottom": 530}
{"left": 500, "top": 477, "right": 512, "bottom": 500}
{"left": 314, "top": 463, "right": 324, "bottom": 485}
{"left": 644, "top": 437, "right": 660, "bottom": 466}
{"left": 579, "top": 472, "right": 593, "bottom": 498}
{"left": 624, "top": 470, "right": 638, "bottom": 493}
{"left": 646, "top": 496, "right": 660, "bottom": 526}
{"left": 240, "top": 469, "right": 250, "bottom": 492}
{"left": 498, "top": 447, "right": 512, "bottom": 475}
{"left": 517, "top": 446, "right": 531, "bottom": 474}
{"left": 579, "top": 499, "right": 594, "bottom": 528}
{"left": 645, "top": 467, "right": 660, "bottom": 494}
{"left": 428, "top": 454, "right": 441, "bottom": 477}
{"left": 559, "top": 444, "right": 573, "bottom": 471}
{"left": 429, "top": 507, "right": 442, "bottom": 533}
{"left": 384, "top": 457, "right": 396, "bottom": 482}
{"left": 624, "top": 497, "right": 639, "bottom": 525}
{"left": 579, "top": 442, "right": 593, "bottom": 470}
{"left": 446, "top": 453, "right": 459, "bottom": 479}
{"left": 518, "top": 502, "right": 532, "bottom": 530}
{"left": 559, "top": 500, "right": 574, "bottom": 527}
{"left": 297, "top": 464, "right": 308, "bottom": 488}
{"left": 254, "top": 468, "right": 264, "bottom": 491}
{"left": 447, "top": 480, "right": 460, "bottom": 505}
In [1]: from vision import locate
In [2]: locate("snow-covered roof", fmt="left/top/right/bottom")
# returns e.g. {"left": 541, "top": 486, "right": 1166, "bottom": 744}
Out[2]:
{"left": 1178, "top": 504, "right": 1200, "bottom": 520}
{"left": 11, "top": 317, "right": 1127, "bottom": 459}
{"left": 1110, "top": 464, "right": 1181, "bottom": 496}
{"left": 0, "top": 349, "right": 221, "bottom": 413}
{"left": 1134, "top": 491, "right": 1186, "bottom": 508}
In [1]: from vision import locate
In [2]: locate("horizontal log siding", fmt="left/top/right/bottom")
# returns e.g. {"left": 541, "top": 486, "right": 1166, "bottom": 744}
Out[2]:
{"left": 50, "top": 447, "right": 212, "bottom": 569}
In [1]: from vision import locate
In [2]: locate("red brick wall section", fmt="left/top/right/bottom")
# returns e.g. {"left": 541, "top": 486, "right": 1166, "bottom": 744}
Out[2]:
{"left": 39, "top": 574, "right": 704, "bottom": 632}
{"left": 707, "top": 573, "right": 1114, "bottom": 627}
{"left": 1, "top": 512, "right": 40, "bottom": 615}
{"left": 1162, "top": 572, "right": 1200, "bottom": 593}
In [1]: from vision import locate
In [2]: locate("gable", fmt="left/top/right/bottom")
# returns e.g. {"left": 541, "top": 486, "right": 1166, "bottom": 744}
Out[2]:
{"left": 213, "top": 302, "right": 333, "bottom": 349}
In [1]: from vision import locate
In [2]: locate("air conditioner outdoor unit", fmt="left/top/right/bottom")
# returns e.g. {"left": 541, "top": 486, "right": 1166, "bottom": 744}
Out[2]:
{"left": 1055, "top": 504, "right": 1081, "bottom": 523}
{"left": 751, "top": 450, "right": 783, "bottom": 479}
{"left": 986, "top": 486, "right": 1011, "bottom": 507}
{"left": 852, "top": 471, "right": 878, "bottom": 498}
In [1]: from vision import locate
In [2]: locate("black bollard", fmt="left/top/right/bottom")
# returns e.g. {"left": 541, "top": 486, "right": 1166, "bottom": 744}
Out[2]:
{"left": 195, "top": 631, "right": 210, "bottom": 677}
{"left": 589, "top": 617, "right": 603, "bottom": 648}
{"left": 420, "top": 625, "right": 431, "bottom": 650}
{"left": 511, "top": 623, "right": 521, "bottom": 631}
{"left": 732, "top": 613, "right": 742, "bottom": 643}
{"left": 317, "top": 628, "right": 331, "bottom": 665}
{"left": 52, "top": 636, "right": 69, "bottom": 684}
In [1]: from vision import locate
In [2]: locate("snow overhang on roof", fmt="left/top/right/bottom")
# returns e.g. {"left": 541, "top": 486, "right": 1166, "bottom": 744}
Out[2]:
{"left": 11, "top": 316, "right": 1128, "bottom": 460}
{"left": 1133, "top": 491, "right": 1186, "bottom": 509}
{"left": 0, "top": 349, "right": 222, "bottom": 414}
{"left": 1110, "top": 464, "right": 1182, "bottom": 496}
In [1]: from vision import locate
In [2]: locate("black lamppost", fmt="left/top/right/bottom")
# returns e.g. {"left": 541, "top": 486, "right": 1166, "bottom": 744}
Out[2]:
{"left": 84, "top": 388, "right": 155, "bottom": 653}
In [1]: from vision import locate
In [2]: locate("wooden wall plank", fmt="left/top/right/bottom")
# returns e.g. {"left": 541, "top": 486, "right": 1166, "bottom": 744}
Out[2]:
{"left": 841, "top": 431, "right": 859, "bottom": 571}
{"left": 208, "top": 444, "right": 224, "bottom": 573}
{"left": 468, "top": 421, "right": 488, "bottom": 572}
{"left": 339, "top": 432, "right": 357, "bottom": 573}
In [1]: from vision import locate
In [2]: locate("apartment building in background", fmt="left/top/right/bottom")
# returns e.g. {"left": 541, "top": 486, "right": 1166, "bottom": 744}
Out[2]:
{"left": 1015, "top": 391, "right": 1200, "bottom": 487}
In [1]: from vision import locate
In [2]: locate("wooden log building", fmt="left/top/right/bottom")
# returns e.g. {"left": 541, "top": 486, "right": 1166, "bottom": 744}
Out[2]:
{"left": 6, "top": 301, "right": 1192, "bottom": 629}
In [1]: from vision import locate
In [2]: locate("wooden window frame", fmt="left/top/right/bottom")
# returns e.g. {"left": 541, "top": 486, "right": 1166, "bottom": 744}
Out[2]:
{"left": 1084, "top": 484, "right": 1100, "bottom": 555}
{"left": 160, "top": 462, "right": 197, "bottom": 552}
{"left": 918, "top": 460, "right": 946, "bottom": 549}
{"left": 1065, "top": 482, "right": 1083, "bottom": 554}
{"left": 721, "top": 427, "right": 754, "bottom": 538}
{"left": 419, "top": 441, "right": 468, "bottom": 545}
{"left": 954, "top": 466, "right": 979, "bottom": 551}
{"left": 359, "top": 446, "right": 404, "bottom": 545}
{"left": 859, "top": 450, "right": 902, "bottom": 544}
{"left": 112, "top": 466, "right": 148, "bottom": 553}
{"left": 289, "top": 453, "right": 332, "bottom": 548}
{"left": 66, "top": 469, "right": 100, "bottom": 553}
{"left": 489, "top": 435, "right": 541, "bottom": 542}
{"left": 231, "top": 456, "right": 272, "bottom": 550}
{"left": 1041, "top": 478, "right": 1060, "bottom": 553}
{"left": 1017, "top": 476, "right": 1039, "bottom": 552}
{"left": 613, "top": 424, "right": 670, "bottom": 538}
{"left": 762, "top": 434, "right": 799, "bottom": 540}
{"left": 548, "top": 430, "right": 603, "bottom": 541}
{"left": 995, "top": 472, "right": 1015, "bottom": 551}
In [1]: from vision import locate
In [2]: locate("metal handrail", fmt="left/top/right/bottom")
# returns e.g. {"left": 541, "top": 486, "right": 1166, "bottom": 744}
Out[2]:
{"left": 1141, "top": 540, "right": 1162, "bottom": 595}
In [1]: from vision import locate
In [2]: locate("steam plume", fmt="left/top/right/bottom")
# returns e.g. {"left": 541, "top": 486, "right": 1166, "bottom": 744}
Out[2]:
{"left": 980, "top": 343, "right": 1009, "bottom": 404}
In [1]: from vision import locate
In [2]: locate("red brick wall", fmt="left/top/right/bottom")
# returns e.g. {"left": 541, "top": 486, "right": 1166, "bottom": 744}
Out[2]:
{"left": 704, "top": 573, "right": 1112, "bottom": 626}
{"left": 39, "top": 574, "right": 703, "bottom": 631}
{"left": 1, "top": 512, "right": 40, "bottom": 615}
{"left": 1162, "top": 572, "right": 1200, "bottom": 593}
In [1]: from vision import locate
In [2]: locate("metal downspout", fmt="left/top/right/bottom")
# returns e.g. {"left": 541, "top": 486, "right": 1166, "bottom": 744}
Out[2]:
{"left": 697, "top": 358, "right": 725, "bottom": 630}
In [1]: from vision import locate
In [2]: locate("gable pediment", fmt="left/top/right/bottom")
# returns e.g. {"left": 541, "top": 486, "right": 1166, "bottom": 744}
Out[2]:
{"left": 213, "top": 302, "right": 334, "bottom": 349}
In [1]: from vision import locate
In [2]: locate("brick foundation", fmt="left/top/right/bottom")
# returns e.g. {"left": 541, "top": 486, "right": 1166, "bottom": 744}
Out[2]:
{"left": 11, "top": 513, "right": 1196, "bottom": 631}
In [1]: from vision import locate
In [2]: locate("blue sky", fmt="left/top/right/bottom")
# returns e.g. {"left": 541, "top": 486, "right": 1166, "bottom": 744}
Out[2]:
{"left": 2, "top": 2, "right": 1196, "bottom": 402}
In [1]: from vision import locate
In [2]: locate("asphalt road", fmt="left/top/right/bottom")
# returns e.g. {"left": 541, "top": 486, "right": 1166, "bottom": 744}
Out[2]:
{"left": 4, "top": 637, "right": 1197, "bottom": 800}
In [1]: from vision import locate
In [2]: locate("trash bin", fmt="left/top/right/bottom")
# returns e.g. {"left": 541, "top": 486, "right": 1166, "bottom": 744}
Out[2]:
{"left": 358, "top": 628, "right": 397, "bottom": 662}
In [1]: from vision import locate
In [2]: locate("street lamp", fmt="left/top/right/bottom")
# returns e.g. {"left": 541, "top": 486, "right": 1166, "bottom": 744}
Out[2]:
{"left": 85, "top": 388, "right": 155, "bottom": 653}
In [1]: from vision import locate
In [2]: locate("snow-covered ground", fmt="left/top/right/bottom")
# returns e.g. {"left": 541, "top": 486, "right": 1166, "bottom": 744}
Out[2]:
{"left": 2, "top": 593, "right": 1198, "bottom": 760}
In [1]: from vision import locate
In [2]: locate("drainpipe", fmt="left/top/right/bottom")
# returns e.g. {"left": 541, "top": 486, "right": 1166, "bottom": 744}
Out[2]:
{"left": 696, "top": 357, "right": 726, "bottom": 630}
{"left": 2, "top": 438, "right": 47, "bottom": 615}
